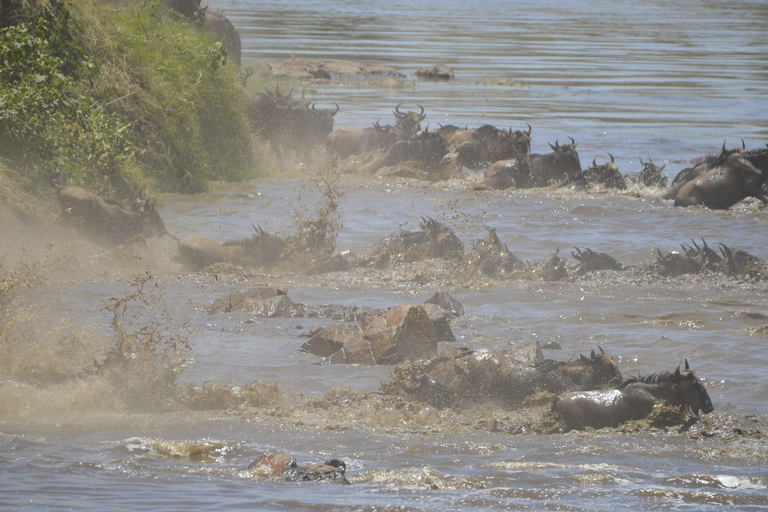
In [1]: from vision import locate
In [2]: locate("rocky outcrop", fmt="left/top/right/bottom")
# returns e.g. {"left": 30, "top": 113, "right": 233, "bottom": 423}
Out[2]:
{"left": 300, "top": 293, "right": 463, "bottom": 365}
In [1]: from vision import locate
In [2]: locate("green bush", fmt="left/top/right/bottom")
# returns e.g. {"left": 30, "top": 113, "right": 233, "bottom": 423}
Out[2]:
{"left": 0, "top": 0, "right": 262, "bottom": 199}
{"left": 0, "top": 11, "right": 141, "bottom": 195}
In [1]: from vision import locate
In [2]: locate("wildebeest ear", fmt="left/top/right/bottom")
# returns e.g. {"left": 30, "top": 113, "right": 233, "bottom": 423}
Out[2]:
{"left": 579, "top": 354, "right": 588, "bottom": 362}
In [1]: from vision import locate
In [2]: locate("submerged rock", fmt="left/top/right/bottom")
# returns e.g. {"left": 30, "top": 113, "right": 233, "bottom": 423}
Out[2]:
{"left": 415, "top": 64, "right": 455, "bottom": 81}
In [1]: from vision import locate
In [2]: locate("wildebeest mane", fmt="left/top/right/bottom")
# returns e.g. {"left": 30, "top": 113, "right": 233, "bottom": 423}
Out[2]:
{"left": 617, "top": 370, "right": 692, "bottom": 389}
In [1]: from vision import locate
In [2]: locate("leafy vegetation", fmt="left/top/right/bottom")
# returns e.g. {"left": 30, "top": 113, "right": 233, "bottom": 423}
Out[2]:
{"left": 0, "top": 0, "right": 264, "bottom": 200}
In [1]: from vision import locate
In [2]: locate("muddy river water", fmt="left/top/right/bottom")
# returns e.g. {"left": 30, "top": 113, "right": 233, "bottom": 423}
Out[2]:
{"left": 2, "top": 0, "right": 768, "bottom": 510}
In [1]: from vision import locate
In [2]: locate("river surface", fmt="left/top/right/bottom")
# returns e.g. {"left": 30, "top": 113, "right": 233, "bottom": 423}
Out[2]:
{"left": 2, "top": 0, "right": 768, "bottom": 510}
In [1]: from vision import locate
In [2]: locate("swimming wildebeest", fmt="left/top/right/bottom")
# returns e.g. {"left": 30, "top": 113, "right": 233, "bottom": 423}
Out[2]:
{"left": 392, "top": 103, "right": 426, "bottom": 140}
{"left": 452, "top": 124, "right": 532, "bottom": 169}
{"left": 359, "top": 127, "right": 449, "bottom": 174}
{"left": 248, "top": 92, "right": 339, "bottom": 159}
{"left": 555, "top": 359, "right": 714, "bottom": 430}
{"left": 571, "top": 247, "right": 624, "bottom": 275}
{"left": 177, "top": 225, "right": 288, "bottom": 268}
{"left": 325, "top": 121, "right": 398, "bottom": 159}
{"left": 535, "top": 346, "right": 624, "bottom": 391}
{"left": 673, "top": 148, "right": 768, "bottom": 209}
{"left": 625, "top": 157, "right": 667, "bottom": 188}
{"left": 482, "top": 137, "right": 582, "bottom": 189}
{"left": 661, "top": 140, "right": 746, "bottom": 200}
{"left": 56, "top": 186, "right": 177, "bottom": 246}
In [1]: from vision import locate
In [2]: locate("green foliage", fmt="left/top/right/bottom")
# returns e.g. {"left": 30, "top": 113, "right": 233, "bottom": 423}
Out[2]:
{"left": 0, "top": 12, "right": 140, "bottom": 195}
{"left": 0, "top": 0, "right": 262, "bottom": 200}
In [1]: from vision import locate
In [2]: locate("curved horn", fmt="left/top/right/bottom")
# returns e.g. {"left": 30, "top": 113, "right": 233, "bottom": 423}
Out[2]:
{"left": 639, "top": 157, "right": 645, "bottom": 165}
{"left": 591, "top": 348, "right": 596, "bottom": 360}
{"left": 332, "top": 102, "right": 339, "bottom": 116}
{"left": 416, "top": 104, "right": 426, "bottom": 121}
{"left": 685, "top": 359, "right": 690, "bottom": 370}
{"left": 742, "top": 138, "right": 745, "bottom": 150}
{"left": 526, "top": 123, "right": 532, "bottom": 135}
{"left": 568, "top": 136, "right": 576, "bottom": 147}
{"left": 549, "top": 142, "right": 557, "bottom": 151}
{"left": 393, "top": 103, "right": 406, "bottom": 118}
{"left": 598, "top": 346, "right": 605, "bottom": 354}
{"left": 592, "top": 156, "right": 598, "bottom": 168}
{"left": 608, "top": 153, "right": 614, "bottom": 163}
{"left": 675, "top": 361, "right": 682, "bottom": 378}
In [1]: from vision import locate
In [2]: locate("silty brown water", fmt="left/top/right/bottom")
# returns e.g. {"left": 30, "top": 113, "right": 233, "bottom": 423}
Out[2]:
{"left": 1, "top": 0, "right": 768, "bottom": 509}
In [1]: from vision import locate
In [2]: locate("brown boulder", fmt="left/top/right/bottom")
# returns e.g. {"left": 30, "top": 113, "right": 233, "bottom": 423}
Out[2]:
{"left": 423, "top": 291, "right": 464, "bottom": 318}
{"left": 300, "top": 323, "right": 364, "bottom": 359}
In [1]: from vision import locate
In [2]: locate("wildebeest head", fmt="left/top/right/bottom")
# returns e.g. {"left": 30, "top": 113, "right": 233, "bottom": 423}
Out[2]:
{"left": 577, "top": 347, "right": 624, "bottom": 388}
{"left": 131, "top": 189, "right": 178, "bottom": 241}
{"left": 393, "top": 104, "right": 426, "bottom": 140}
{"left": 307, "top": 102, "right": 339, "bottom": 142}
{"left": 636, "top": 157, "right": 667, "bottom": 188}
{"left": 585, "top": 154, "right": 626, "bottom": 190}
{"left": 670, "top": 360, "right": 714, "bottom": 416}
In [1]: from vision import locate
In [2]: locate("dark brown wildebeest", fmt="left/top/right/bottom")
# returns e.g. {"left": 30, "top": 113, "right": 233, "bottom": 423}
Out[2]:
{"left": 584, "top": 154, "right": 626, "bottom": 190}
{"left": 248, "top": 93, "right": 338, "bottom": 159}
{"left": 392, "top": 104, "right": 426, "bottom": 140}
{"left": 57, "top": 186, "right": 177, "bottom": 246}
{"left": 555, "top": 360, "right": 713, "bottom": 430}
{"left": 482, "top": 138, "right": 582, "bottom": 190}
{"left": 625, "top": 157, "right": 667, "bottom": 188}
{"left": 197, "top": 8, "right": 241, "bottom": 67}
{"left": 673, "top": 149, "right": 768, "bottom": 209}
{"left": 178, "top": 225, "right": 288, "bottom": 269}
{"left": 453, "top": 124, "right": 532, "bottom": 169}
{"left": 359, "top": 128, "right": 449, "bottom": 174}
{"left": 559, "top": 154, "right": 625, "bottom": 190}
{"left": 370, "top": 216, "right": 464, "bottom": 266}
{"left": 536, "top": 347, "right": 624, "bottom": 391}
{"left": 167, "top": 0, "right": 241, "bottom": 66}
{"left": 325, "top": 121, "right": 398, "bottom": 159}
{"left": 571, "top": 247, "right": 624, "bottom": 275}
{"left": 662, "top": 141, "right": 746, "bottom": 200}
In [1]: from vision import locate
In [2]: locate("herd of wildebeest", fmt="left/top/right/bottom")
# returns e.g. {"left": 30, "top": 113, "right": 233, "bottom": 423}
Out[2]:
{"left": 54, "top": 88, "right": 768, "bottom": 438}
{"left": 43, "top": 0, "right": 768, "bottom": 454}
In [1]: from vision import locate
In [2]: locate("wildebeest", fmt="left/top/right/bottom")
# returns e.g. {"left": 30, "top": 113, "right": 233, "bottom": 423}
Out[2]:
{"left": 196, "top": 7, "right": 241, "bottom": 67}
{"left": 56, "top": 186, "right": 177, "bottom": 246}
{"left": 385, "top": 345, "right": 623, "bottom": 409}
{"left": 248, "top": 93, "right": 339, "bottom": 159}
{"left": 555, "top": 360, "right": 713, "bottom": 430}
{"left": 482, "top": 138, "right": 582, "bottom": 189}
{"left": 673, "top": 149, "right": 768, "bottom": 209}
{"left": 453, "top": 124, "right": 532, "bottom": 169}
{"left": 571, "top": 247, "right": 624, "bottom": 275}
{"left": 392, "top": 104, "right": 426, "bottom": 140}
{"left": 325, "top": 121, "right": 398, "bottom": 159}
{"left": 177, "top": 225, "right": 288, "bottom": 269}
{"left": 325, "top": 105, "right": 425, "bottom": 160}
{"left": 167, "top": 0, "right": 241, "bottom": 66}
{"left": 662, "top": 141, "right": 746, "bottom": 200}
{"left": 370, "top": 216, "right": 464, "bottom": 266}
{"left": 625, "top": 157, "right": 667, "bottom": 188}
{"left": 359, "top": 128, "right": 449, "bottom": 174}
{"left": 535, "top": 347, "right": 624, "bottom": 391}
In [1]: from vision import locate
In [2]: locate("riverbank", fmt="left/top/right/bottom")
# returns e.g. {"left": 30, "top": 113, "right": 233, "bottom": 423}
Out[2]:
{"left": 0, "top": 0, "right": 266, "bottom": 213}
